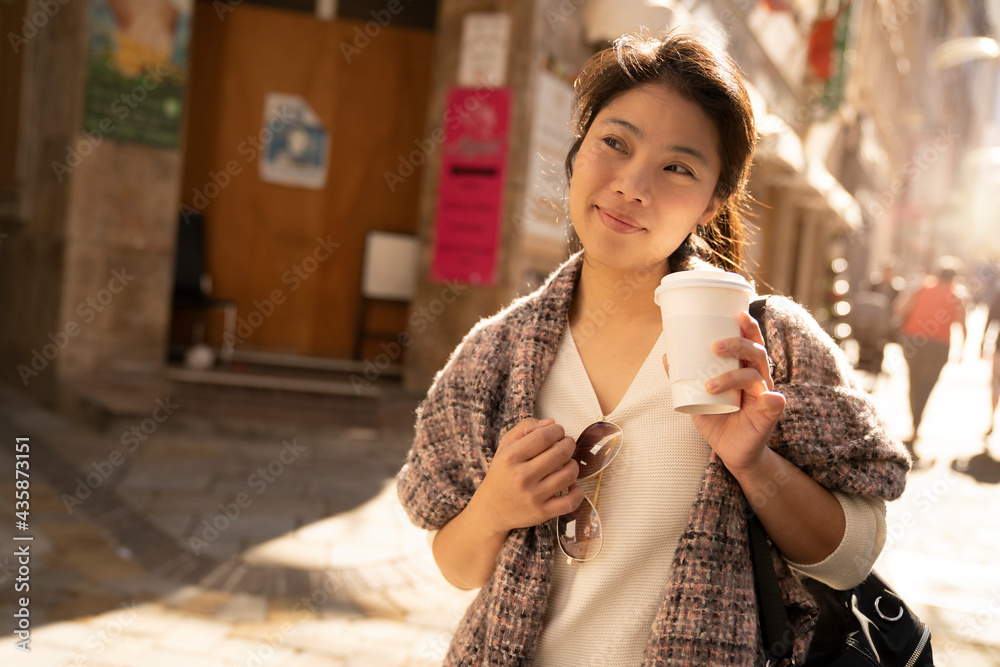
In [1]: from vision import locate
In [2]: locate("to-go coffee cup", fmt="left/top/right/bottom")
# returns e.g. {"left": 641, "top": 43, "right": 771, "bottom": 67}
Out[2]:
{"left": 654, "top": 270, "right": 754, "bottom": 414}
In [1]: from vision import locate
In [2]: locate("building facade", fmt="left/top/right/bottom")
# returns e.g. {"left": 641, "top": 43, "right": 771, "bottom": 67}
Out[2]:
{"left": 0, "top": 0, "right": 994, "bottom": 407}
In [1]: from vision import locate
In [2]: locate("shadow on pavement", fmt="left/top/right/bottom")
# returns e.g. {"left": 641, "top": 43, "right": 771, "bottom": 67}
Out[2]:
{"left": 950, "top": 450, "right": 1000, "bottom": 484}
{"left": 0, "top": 378, "right": 424, "bottom": 634}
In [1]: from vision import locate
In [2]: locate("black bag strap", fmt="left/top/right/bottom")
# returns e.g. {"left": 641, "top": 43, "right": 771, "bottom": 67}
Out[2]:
{"left": 750, "top": 513, "right": 792, "bottom": 661}
{"left": 746, "top": 296, "right": 791, "bottom": 662}
{"left": 749, "top": 296, "right": 769, "bottom": 347}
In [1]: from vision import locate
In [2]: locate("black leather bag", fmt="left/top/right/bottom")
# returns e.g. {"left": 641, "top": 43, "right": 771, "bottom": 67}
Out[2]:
{"left": 749, "top": 514, "right": 933, "bottom": 666}
{"left": 747, "top": 297, "right": 933, "bottom": 666}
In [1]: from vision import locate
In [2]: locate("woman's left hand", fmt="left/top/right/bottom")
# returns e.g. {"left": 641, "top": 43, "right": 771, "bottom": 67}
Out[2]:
{"left": 663, "top": 312, "right": 786, "bottom": 475}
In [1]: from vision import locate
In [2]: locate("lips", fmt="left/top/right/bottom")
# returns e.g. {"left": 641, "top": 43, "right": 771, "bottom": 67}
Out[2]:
{"left": 595, "top": 206, "right": 645, "bottom": 234}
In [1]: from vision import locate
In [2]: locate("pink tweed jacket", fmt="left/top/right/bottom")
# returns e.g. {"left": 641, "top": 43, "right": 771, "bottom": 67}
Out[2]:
{"left": 398, "top": 253, "right": 909, "bottom": 666}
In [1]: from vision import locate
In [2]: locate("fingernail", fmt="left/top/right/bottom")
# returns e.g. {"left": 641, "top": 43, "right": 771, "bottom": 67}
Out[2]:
{"left": 705, "top": 380, "right": 720, "bottom": 392}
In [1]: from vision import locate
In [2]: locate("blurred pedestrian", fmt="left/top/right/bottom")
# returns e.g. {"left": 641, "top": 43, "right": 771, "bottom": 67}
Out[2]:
{"left": 847, "top": 288, "right": 892, "bottom": 385}
{"left": 895, "top": 261, "right": 967, "bottom": 458}
{"left": 970, "top": 258, "right": 999, "bottom": 306}
{"left": 869, "top": 257, "right": 905, "bottom": 308}
{"left": 979, "top": 288, "right": 1000, "bottom": 359}
{"left": 981, "top": 286, "right": 1000, "bottom": 435}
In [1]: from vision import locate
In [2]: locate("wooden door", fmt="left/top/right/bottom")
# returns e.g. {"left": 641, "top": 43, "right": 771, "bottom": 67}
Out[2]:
{"left": 181, "top": 3, "right": 434, "bottom": 358}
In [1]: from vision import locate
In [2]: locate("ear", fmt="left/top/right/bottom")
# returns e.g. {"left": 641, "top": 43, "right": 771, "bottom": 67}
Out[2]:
{"left": 691, "top": 198, "right": 721, "bottom": 235}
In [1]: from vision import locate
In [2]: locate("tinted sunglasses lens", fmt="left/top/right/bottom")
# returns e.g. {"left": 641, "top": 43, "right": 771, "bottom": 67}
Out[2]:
{"left": 572, "top": 421, "right": 623, "bottom": 480}
{"left": 557, "top": 496, "right": 602, "bottom": 561}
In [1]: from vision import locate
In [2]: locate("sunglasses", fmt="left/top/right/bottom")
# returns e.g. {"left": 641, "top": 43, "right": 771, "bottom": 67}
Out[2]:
{"left": 556, "top": 421, "right": 625, "bottom": 564}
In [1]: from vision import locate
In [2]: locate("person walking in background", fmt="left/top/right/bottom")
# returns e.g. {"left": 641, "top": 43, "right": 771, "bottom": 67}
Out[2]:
{"left": 981, "top": 285, "right": 1000, "bottom": 435}
{"left": 895, "top": 261, "right": 967, "bottom": 460}
{"left": 869, "top": 257, "right": 906, "bottom": 309}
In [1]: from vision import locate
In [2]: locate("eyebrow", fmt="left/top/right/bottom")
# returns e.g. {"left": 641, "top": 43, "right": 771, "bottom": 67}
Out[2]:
{"left": 602, "top": 117, "right": 713, "bottom": 168}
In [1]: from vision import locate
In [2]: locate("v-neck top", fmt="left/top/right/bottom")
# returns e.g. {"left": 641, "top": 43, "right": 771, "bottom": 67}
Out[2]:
{"left": 529, "top": 324, "right": 887, "bottom": 667}
{"left": 531, "top": 326, "right": 712, "bottom": 667}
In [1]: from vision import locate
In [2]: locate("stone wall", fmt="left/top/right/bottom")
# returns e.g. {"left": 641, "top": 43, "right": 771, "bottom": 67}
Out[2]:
{"left": 0, "top": 1, "right": 185, "bottom": 404}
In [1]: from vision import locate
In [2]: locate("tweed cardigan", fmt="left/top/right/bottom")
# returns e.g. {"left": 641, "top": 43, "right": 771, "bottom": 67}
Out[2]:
{"left": 397, "top": 253, "right": 910, "bottom": 666}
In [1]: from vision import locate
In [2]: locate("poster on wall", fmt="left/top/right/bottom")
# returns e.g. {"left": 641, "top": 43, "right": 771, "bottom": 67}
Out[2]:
{"left": 457, "top": 13, "right": 511, "bottom": 87}
{"left": 430, "top": 87, "right": 512, "bottom": 286}
{"left": 82, "top": 0, "right": 193, "bottom": 148}
{"left": 258, "top": 93, "right": 330, "bottom": 190}
{"left": 520, "top": 70, "right": 574, "bottom": 263}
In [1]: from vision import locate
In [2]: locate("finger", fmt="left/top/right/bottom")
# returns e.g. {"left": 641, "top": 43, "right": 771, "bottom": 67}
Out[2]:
{"left": 542, "top": 483, "right": 584, "bottom": 518}
{"left": 756, "top": 391, "right": 786, "bottom": 419}
{"left": 738, "top": 311, "right": 765, "bottom": 345}
{"left": 504, "top": 422, "right": 567, "bottom": 463}
{"left": 537, "top": 453, "right": 581, "bottom": 497}
{"left": 498, "top": 418, "right": 554, "bottom": 451}
{"left": 529, "top": 435, "right": 578, "bottom": 472}
{"left": 712, "top": 337, "right": 772, "bottom": 391}
{"left": 494, "top": 419, "right": 553, "bottom": 465}
{"left": 706, "top": 367, "right": 770, "bottom": 397}
{"left": 524, "top": 417, "right": 555, "bottom": 435}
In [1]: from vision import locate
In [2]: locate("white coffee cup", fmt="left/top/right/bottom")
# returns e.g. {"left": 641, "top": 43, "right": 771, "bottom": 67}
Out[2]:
{"left": 654, "top": 270, "right": 754, "bottom": 414}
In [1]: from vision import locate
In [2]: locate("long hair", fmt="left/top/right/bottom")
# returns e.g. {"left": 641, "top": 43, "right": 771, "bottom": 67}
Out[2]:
{"left": 565, "top": 31, "right": 757, "bottom": 275}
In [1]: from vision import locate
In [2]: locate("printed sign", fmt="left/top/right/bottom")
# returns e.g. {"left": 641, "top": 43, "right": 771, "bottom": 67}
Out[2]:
{"left": 259, "top": 93, "right": 330, "bottom": 190}
{"left": 82, "top": 0, "right": 193, "bottom": 148}
{"left": 430, "top": 87, "right": 512, "bottom": 285}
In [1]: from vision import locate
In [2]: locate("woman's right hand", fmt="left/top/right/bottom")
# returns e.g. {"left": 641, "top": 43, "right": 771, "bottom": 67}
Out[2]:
{"left": 471, "top": 417, "right": 584, "bottom": 534}
{"left": 431, "top": 417, "right": 582, "bottom": 589}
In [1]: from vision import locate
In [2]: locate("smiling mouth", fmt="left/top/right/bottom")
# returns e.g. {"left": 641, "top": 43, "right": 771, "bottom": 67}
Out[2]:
{"left": 596, "top": 206, "right": 644, "bottom": 233}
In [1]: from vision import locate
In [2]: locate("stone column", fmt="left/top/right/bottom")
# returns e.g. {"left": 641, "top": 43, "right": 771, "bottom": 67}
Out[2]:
{"left": 0, "top": 1, "right": 188, "bottom": 405}
{"left": 403, "top": 0, "right": 590, "bottom": 394}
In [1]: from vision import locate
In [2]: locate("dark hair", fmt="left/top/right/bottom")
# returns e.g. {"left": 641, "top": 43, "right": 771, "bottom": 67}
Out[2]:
{"left": 565, "top": 31, "right": 757, "bottom": 275}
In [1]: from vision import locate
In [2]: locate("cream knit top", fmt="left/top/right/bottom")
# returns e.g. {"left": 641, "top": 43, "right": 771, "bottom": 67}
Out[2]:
{"left": 530, "top": 326, "right": 887, "bottom": 667}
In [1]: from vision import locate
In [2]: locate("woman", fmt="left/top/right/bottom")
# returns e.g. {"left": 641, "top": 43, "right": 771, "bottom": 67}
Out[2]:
{"left": 398, "top": 31, "right": 909, "bottom": 666}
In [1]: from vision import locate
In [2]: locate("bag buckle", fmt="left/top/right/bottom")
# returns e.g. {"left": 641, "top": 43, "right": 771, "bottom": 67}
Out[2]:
{"left": 874, "top": 595, "right": 904, "bottom": 621}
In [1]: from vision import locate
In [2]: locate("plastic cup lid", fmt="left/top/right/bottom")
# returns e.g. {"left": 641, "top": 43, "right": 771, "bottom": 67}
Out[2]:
{"left": 655, "top": 269, "right": 752, "bottom": 293}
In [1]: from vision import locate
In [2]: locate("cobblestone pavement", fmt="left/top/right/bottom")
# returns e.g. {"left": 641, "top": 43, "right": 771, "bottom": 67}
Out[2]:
{"left": 2, "top": 310, "right": 1000, "bottom": 666}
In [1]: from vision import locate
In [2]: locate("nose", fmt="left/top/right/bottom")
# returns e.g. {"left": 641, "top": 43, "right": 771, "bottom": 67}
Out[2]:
{"left": 611, "top": 160, "right": 650, "bottom": 203}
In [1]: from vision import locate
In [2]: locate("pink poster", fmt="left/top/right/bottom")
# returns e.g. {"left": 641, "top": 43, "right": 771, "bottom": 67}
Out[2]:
{"left": 430, "top": 87, "right": 512, "bottom": 285}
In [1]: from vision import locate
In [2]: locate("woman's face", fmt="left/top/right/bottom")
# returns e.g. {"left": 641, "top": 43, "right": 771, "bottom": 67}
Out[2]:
{"left": 569, "top": 82, "right": 722, "bottom": 275}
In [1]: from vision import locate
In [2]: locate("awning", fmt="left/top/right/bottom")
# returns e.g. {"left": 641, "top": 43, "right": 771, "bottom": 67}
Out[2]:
{"left": 801, "top": 162, "right": 862, "bottom": 229}
{"left": 747, "top": 82, "right": 807, "bottom": 173}
{"left": 756, "top": 112, "right": 808, "bottom": 173}
{"left": 746, "top": 81, "right": 861, "bottom": 229}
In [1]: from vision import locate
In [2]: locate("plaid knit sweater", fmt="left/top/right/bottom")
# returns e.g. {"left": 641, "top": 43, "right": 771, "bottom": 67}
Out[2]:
{"left": 397, "top": 253, "right": 909, "bottom": 666}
